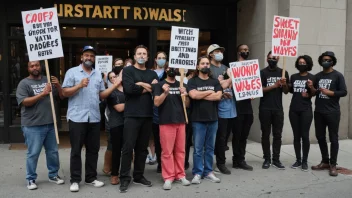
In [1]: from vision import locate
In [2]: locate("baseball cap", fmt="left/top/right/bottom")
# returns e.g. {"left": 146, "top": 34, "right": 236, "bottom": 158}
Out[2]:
{"left": 207, "top": 44, "right": 225, "bottom": 55}
{"left": 82, "top": 46, "right": 96, "bottom": 54}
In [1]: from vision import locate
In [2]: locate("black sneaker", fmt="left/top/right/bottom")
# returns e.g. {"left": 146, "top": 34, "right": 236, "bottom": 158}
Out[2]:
{"left": 272, "top": 160, "right": 285, "bottom": 170}
{"left": 236, "top": 161, "right": 253, "bottom": 171}
{"left": 157, "top": 164, "right": 162, "bottom": 173}
{"left": 262, "top": 159, "right": 271, "bottom": 169}
{"left": 301, "top": 162, "right": 308, "bottom": 172}
{"left": 217, "top": 164, "right": 231, "bottom": 175}
{"left": 119, "top": 180, "right": 130, "bottom": 193}
{"left": 133, "top": 177, "right": 152, "bottom": 187}
{"left": 291, "top": 161, "right": 302, "bottom": 169}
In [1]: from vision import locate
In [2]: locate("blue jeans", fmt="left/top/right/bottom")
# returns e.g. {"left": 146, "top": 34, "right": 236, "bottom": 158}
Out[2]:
{"left": 22, "top": 124, "right": 60, "bottom": 181}
{"left": 192, "top": 121, "right": 218, "bottom": 176}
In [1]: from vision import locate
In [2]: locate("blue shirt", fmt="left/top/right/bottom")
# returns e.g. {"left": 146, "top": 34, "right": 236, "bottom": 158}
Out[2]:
{"left": 218, "top": 88, "right": 237, "bottom": 119}
{"left": 62, "top": 65, "right": 106, "bottom": 123}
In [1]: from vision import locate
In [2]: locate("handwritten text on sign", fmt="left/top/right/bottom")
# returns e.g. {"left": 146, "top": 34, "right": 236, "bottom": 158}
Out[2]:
{"left": 272, "top": 15, "right": 300, "bottom": 57}
{"left": 95, "top": 56, "right": 113, "bottom": 75}
{"left": 21, "top": 7, "right": 64, "bottom": 61}
{"left": 169, "top": 26, "right": 199, "bottom": 69}
{"left": 230, "top": 59, "right": 263, "bottom": 101}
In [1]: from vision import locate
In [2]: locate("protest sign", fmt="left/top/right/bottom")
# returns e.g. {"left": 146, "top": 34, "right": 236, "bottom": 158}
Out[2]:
{"left": 229, "top": 59, "right": 263, "bottom": 101}
{"left": 168, "top": 26, "right": 199, "bottom": 70}
{"left": 95, "top": 56, "right": 113, "bottom": 76}
{"left": 22, "top": 7, "right": 63, "bottom": 61}
{"left": 272, "top": 15, "right": 300, "bottom": 57}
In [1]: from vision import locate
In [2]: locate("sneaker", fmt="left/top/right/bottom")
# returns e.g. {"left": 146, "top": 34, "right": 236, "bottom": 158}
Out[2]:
{"left": 85, "top": 180, "right": 104, "bottom": 188}
{"left": 204, "top": 172, "right": 221, "bottom": 183}
{"left": 291, "top": 161, "right": 302, "bottom": 169}
{"left": 235, "top": 161, "right": 253, "bottom": 171}
{"left": 163, "top": 180, "right": 172, "bottom": 190}
{"left": 175, "top": 177, "right": 191, "bottom": 186}
{"left": 301, "top": 162, "right": 308, "bottom": 172}
{"left": 70, "top": 182, "right": 79, "bottom": 192}
{"left": 119, "top": 180, "right": 130, "bottom": 193}
{"left": 145, "top": 155, "right": 150, "bottom": 164}
{"left": 27, "top": 180, "right": 37, "bottom": 190}
{"left": 262, "top": 159, "right": 271, "bottom": 169}
{"left": 191, "top": 174, "right": 201, "bottom": 184}
{"left": 272, "top": 160, "right": 285, "bottom": 170}
{"left": 49, "top": 175, "right": 65, "bottom": 185}
{"left": 149, "top": 155, "right": 155, "bottom": 165}
{"left": 133, "top": 176, "right": 152, "bottom": 187}
{"left": 217, "top": 164, "right": 231, "bottom": 175}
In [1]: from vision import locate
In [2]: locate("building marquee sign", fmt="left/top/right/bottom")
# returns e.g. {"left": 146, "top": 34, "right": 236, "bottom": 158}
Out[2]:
{"left": 54, "top": 4, "right": 187, "bottom": 22}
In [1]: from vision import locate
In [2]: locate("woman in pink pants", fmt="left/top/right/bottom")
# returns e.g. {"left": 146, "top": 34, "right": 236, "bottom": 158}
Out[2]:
{"left": 154, "top": 66, "right": 191, "bottom": 190}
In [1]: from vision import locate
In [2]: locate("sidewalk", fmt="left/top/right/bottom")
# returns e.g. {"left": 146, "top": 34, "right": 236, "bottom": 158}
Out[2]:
{"left": 0, "top": 140, "right": 351, "bottom": 198}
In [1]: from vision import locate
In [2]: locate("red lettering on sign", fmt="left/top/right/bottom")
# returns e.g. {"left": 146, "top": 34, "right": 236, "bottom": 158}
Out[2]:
{"left": 232, "top": 64, "right": 259, "bottom": 78}
{"left": 25, "top": 11, "right": 54, "bottom": 24}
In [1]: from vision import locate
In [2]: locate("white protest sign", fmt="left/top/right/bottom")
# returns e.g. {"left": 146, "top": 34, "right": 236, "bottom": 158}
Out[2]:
{"left": 229, "top": 59, "right": 263, "bottom": 101}
{"left": 21, "top": 7, "right": 63, "bottom": 61}
{"left": 272, "top": 15, "right": 300, "bottom": 57}
{"left": 169, "top": 26, "right": 199, "bottom": 69}
{"left": 95, "top": 56, "right": 113, "bottom": 75}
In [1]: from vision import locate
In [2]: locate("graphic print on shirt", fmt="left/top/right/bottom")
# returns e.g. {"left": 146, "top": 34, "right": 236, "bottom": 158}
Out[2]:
{"left": 168, "top": 87, "right": 181, "bottom": 95}
{"left": 318, "top": 79, "right": 332, "bottom": 99}
{"left": 197, "top": 86, "right": 215, "bottom": 91}
{"left": 293, "top": 80, "right": 307, "bottom": 93}
{"left": 267, "top": 77, "right": 281, "bottom": 86}
{"left": 31, "top": 83, "right": 47, "bottom": 95}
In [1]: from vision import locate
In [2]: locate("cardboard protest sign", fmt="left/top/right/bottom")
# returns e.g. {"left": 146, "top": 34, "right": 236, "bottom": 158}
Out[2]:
{"left": 168, "top": 26, "right": 199, "bottom": 69}
{"left": 229, "top": 59, "right": 263, "bottom": 101}
{"left": 272, "top": 15, "right": 300, "bottom": 57}
{"left": 95, "top": 56, "right": 113, "bottom": 75}
{"left": 22, "top": 7, "right": 63, "bottom": 61}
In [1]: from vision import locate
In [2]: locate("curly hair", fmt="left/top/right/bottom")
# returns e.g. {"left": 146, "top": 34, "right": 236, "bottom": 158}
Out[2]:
{"left": 295, "top": 55, "right": 313, "bottom": 71}
{"left": 194, "top": 56, "right": 213, "bottom": 78}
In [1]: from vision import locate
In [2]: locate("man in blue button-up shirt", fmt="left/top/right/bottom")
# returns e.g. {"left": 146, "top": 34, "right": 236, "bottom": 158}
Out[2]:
{"left": 62, "top": 46, "right": 119, "bottom": 193}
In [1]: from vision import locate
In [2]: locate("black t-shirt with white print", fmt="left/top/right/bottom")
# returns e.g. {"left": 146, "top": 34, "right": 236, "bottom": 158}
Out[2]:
{"left": 154, "top": 80, "right": 186, "bottom": 125}
{"left": 259, "top": 66, "right": 289, "bottom": 111}
{"left": 314, "top": 70, "right": 347, "bottom": 113}
{"left": 289, "top": 73, "right": 315, "bottom": 112}
{"left": 187, "top": 76, "right": 222, "bottom": 122}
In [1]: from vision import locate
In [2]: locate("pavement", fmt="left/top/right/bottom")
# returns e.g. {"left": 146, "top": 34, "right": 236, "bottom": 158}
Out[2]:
{"left": 0, "top": 140, "right": 352, "bottom": 198}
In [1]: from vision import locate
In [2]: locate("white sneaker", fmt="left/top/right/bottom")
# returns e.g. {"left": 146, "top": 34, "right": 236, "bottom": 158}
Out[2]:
{"left": 163, "top": 180, "right": 172, "bottom": 190}
{"left": 70, "top": 182, "right": 79, "bottom": 192}
{"left": 49, "top": 175, "right": 65, "bottom": 185}
{"left": 27, "top": 180, "right": 37, "bottom": 190}
{"left": 85, "top": 180, "right": 104, "bottom": 188}
{"left": 176, "top": 177, "right": 191, "bottom": 186}
{"left": 145, "top": 154, "right": 150, "bottom": 164}
{"left": 191, "top": 174, "right": 202, "bottom": 184}
{"left": 204, "top": 172, "right": 221, "bottom": 183}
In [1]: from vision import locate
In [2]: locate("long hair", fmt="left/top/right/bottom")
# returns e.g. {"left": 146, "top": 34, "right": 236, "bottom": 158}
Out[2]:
{"left": 152, "top": 51, "right": 168, "bottom": 70}
{"left": 194, "top": 56, "right": 213, "bottom": 78}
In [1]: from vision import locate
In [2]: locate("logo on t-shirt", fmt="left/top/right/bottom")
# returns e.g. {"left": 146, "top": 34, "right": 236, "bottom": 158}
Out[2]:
{"left": 267, "top": 77, "right": 281, "bottom": 86}
{"left": 293, "top": 80, "right": 307, "bottom": 93}
{"left": 169, "top": 87, "right": 181, "bottom": 95}
{"left": 318, "top": 79, "right": 332, "bottom": 99}
{"left": 197, "top": 86, "right": 215, "bottom": 91}
{"left": 31, "top": 83, "right": 47, "bottom": 95}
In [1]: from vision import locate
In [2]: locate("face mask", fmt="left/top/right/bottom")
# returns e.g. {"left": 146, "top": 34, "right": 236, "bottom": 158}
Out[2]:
{"left": 137, "top": 58, "right": 146, "bottom": 64}
{"left": 239, "top": 52, "right": 249, "bottom": 60}
{"left": 156, "top": 59, "right": 166, "bottom": 67}
{"left": 297, "top": 64, "right": 307, "bottom": 73}
{"left": 268, "top": 60, "right": 278, "bottom": 68}
{"left": 166, "top": 68, "right": 176, "bottom": 78}
{"left": 214, "top": 53, "right": 223, "bottom": 61}
{"left": 321, "top": 61, "right": 332, "bottom": 68}
{"left": 83, "top": 60, "right": 93, "bottom": 68}
{"left": 200, "top": 67, "right": 210, "bottom": 74}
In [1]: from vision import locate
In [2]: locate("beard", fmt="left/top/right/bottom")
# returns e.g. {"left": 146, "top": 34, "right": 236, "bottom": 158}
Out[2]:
{"left": 30, "top": 70, "right": 40, "bottom": 77}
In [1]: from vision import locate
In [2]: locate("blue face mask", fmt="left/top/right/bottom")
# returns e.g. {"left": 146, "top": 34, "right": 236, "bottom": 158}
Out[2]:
{"left": 137, "top": 58, "right": 146, "bottom": 64}
{"left": 214, "top": 53, "right": 223, "bottom": 61}
{"left": 156, "top": 59, "right": 166, "bottom": 67}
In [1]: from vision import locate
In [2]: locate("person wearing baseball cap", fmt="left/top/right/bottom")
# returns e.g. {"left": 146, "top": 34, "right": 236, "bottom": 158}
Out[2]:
{"left": 309, "top": 51, "right": 347, "bottom": 176}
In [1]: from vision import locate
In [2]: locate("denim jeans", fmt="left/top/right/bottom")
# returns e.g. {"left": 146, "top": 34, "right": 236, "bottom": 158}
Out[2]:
{"left": 192, "top": 121, "right": 218, "bottom": 176}
{"left": 22, "top": 124, "right": 60, "bottom": 181}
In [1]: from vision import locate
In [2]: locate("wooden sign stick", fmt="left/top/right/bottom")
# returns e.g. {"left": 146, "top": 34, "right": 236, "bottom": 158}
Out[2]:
{"left": 179, "top": 68, "right": 189, "bottom": 124}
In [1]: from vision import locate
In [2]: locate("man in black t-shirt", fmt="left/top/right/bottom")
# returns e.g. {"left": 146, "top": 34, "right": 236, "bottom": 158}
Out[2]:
{"left": 308, "top": 51, "right": 347, "bottom": 176}
{"left": 119, "top": 45, "right": 158, "bottom": 193}
{"left": 259, "top": 51, "right": 289, "bottom": 170}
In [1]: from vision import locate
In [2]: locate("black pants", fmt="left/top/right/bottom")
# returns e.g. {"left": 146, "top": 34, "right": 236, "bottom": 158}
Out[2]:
{"left": 289, "top": 110, "right": 312, "bottom": 162}
{"left": 215, "top": 118, "right": 235, "bottom": 165}
{"left": 120, "top": 117, "right": 152, "bottom": 182}
{"left": 152, "top": 123, "right": 161, "bottom": 166}
{"left": 232, "top": 114, "right": 254, "bottom": 163}
{"left": 314, "top": 111, "right": 340, "bottom": 165}
{"left": 111, "top": 125, "right": 124, "bottom": 176}
{"left": 69, "top": 120, "right": 100, "bottom": 183}
{"left": 259, "top": 110, "right": 284, "bottom": 161}
{"left": 185, "top": 120, "right": 193, "bottom": 166}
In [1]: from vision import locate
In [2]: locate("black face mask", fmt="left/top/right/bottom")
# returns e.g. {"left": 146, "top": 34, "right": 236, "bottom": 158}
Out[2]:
{"left": 239, "top": 52, "right": 249, "bottom": 60}
{"left": 297, "top": 64, "right": 307, "bottom": 73}
{"left": 268, "top": 60, "right": 278, "bottom": 69}
{"left": 166, "top": 68, "right": 176, "bottom": 78}
{"left": 200, "top": 67, "right": 210, "bottom": 74}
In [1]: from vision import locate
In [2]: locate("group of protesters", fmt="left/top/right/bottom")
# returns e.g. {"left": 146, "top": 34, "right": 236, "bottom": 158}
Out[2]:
{"left": 16, "top": 43, "right": 347, "bottom": 192}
